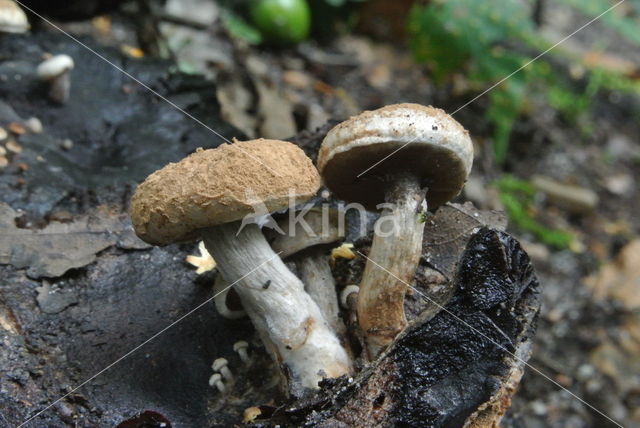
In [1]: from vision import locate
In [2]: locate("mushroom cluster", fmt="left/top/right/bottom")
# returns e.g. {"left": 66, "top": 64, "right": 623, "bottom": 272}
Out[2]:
{"left": 129, "top": 102, "right": 472, "bottom": 399}
{"left": 130, "top": 139, "right": 352, "bottom": 393}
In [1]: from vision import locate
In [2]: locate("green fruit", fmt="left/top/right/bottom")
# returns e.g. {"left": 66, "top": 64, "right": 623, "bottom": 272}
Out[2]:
{"left": 249, "top": 0, "right": 310, "bottom": 45}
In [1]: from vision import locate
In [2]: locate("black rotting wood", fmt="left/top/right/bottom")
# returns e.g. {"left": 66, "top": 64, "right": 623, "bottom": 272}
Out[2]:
{"left": 259, "top": 228, "right": 539, "bottom": 427}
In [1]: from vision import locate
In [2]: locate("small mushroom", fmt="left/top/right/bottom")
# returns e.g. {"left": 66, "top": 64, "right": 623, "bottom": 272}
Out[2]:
{"left": 213, "top": 274, "right": 246, "bottom": 320}
{"left": 130, "top": 139, "right": 352, "bottom": 392}
{"left": 212, "top": 357, "right": 233, "bottom": 381}
{"left": 208, "top": 373, "right": 226, "bottom": 392}
{"left": 269, "top": 207, "right": 345, "bottom": 335}
{"left": 318, "top": 104, "right": 473, "bottom": 358}
{"left": 340, "top": 285, "right": 360, "bottom": 310}
{"left": 233, "top": 340, "right": 250, "bottom": 364}
{"left": 24, "top": 117, "right": 43, "bottom": 134}
{"left": 340, "top": 284, "right": 359, "bottom": 328}
{"left": 0, "top": 0, "right": 29, "bottom": 34}
{"left": 36, "top": 54, "right": 75, "bottom": 104}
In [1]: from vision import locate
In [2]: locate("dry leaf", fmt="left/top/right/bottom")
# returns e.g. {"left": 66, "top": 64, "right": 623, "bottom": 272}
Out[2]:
{"left": 422, "top": 202, "right": 507, "bottom": 280}
{"left": 0, "top": 203, "right": 147, "bottom": 278}
{"left": 185, "top": 241, "right": 216, "bottom": 274}
{"left": 584, "top": 240, "right": 640, "bottom": 309}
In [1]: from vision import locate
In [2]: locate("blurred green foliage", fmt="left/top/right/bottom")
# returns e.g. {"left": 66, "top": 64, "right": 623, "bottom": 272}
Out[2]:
{"left": 494, "top": 175, "right": 574, "bottom": 249}
{"left": 408, "top": 0, "right": 640, "bottom": 165}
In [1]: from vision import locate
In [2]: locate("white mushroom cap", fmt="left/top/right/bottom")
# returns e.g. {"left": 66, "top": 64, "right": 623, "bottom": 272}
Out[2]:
{"left": 233, "top": 340, "right": 250, "bottom": 363}
{"left": 0, "top": 0, "right": 29, "bottom": 34}
{"left": 212, "top": 357, "right": 228, "bottom": 372}
{"left": 233, "top": 340, "right": 248, "bottom": 352}
{"left": 208, "top": 373, "right": 226, "bottom": 392}
{"left": 37, "top": 54, "right": 75, "bottom": 80}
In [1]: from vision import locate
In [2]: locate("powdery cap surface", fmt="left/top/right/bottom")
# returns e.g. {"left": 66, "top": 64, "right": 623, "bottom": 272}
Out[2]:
{"left": 0, "top": 0, "right": 29, "bottom": 34}
{"left": 130, "top": 139, "right": 321, "bottom": 245}
{"left": 318, "top": 103, "right": 473, "bottom": 210}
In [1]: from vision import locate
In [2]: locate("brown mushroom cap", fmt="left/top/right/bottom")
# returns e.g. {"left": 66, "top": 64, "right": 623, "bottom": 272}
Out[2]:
{"left": 318, "top": 103, "right": 473, "bottom": 210}
{"left": 130, "top": 139, "right": 321, "bottom": 245}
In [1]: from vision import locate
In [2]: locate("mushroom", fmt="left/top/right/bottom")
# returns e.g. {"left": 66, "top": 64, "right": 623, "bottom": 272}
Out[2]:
{"left": 0, "top": 0, "right": 29, "bottom": 34}
{"left": 340, "top": 284, "right": 359, "bottom": 328}
{"left": 212, "top": 357, "right": 233, "bottom": 381}
{"left": 130, "top": 139, "right": 352, "bottom": 392}
{"left": 208, "top": 373, "right": 226, "bottom": 392}
{"left": 36, "top": 54, "right": 75, "bottom": 104}
{"left": 268, "top": 207, "right": 346, "bottom": 335}
{"left": 340, "top": 285, "right": 359, "bottom": 310}
{"left": 233, "top": 340, "right": 250, "bottom": 364}
{"left": 318, "top": 104, "right": 473, "bottom": 358}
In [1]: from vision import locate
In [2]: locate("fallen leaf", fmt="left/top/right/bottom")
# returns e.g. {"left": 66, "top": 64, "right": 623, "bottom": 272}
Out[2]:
{"left": 0, "top": 203, "right": 148, "bottom": 278}
{"left": 8, "top": 122, "right": 26, "bottom": 135}
{"left": 185, "top": 241, "right": 216, "bottom": 274}
{"left": 216, "top": 79, "right": 257, "bottom": 138}
{"left": 282, "top": 70, "right": 311, "bottom": 89}
{"left": 422, "top": 202, "right": 507, "bottom": 280}
{"left": 584, "top": 240, "right": 640, "bottom": 309}
{"left": 331, "top": 243, "right": 356, "bottom": 263}
{"left": 591, "top": 312, "right": 640, "bottom": 394}
{"left": 254, "top": 79, "right": 297, "bottom": 139}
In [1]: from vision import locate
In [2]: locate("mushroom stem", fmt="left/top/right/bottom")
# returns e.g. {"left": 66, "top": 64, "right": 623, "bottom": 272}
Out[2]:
{"left": 49, "top": 73, "right": 71, "bottom": 104}
{"left": 357, "top": 173, "right": 427, "bottom": 359}
{"left": 201, "top": 221, "right": 352, "bottom": 393}
{"left": 234, "top": 340, "right": 250, "bottom": 364}
{"left": 296, "top": 253, "right": 345, "bottom": 336}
